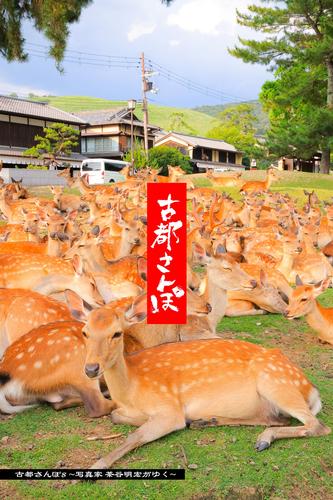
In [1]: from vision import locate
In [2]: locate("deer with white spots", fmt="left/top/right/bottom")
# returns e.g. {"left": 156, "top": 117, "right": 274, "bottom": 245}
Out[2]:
{"left": 0, "top": 319, "right": 114, "bottom": 417}
{"left": 0, "top": 254, "right": 103, "bottom": 307}
{"left": 63, "top": 295, "right": 330, "bottom": 469}
{"left": 0, "top": 289, "right": 73, "bottom": 357}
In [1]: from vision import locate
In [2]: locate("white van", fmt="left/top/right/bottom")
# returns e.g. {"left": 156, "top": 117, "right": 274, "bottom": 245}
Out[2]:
{"left": 80, "top": 158, "right": 129, "bottom": 185}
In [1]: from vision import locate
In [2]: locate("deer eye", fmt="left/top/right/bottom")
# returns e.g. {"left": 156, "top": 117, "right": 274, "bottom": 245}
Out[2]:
{"left": 113, "top": 331, "right": 122, "bottom": 338}
{"left": 82, "top": 330, "right": 88, "bottom": 338}
{"left": 301, "top": 298, "right": 307, "bottom": 302}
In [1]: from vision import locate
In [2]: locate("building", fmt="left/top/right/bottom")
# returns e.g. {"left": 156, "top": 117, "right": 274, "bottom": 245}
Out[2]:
{"left": 0, "top": 95, "right": 86, "bottom": 168}
{"left": 76, "top": 108, "right": 160, "bottom": 159}
{"left": 154, "top": 131, "right": 244, "bottom": 171}
{"left": 278, "top": 154, "right": 322, "bottom": 173}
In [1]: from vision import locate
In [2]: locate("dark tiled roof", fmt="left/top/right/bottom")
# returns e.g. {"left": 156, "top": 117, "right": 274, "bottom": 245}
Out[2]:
{"left": 0, "top": 96, "right": 86, "bottom": 124}
{"left": 155, "top": 131, "right": 241, "bottom": 153}
{"left": 75, "top": 108, "right": 160, "bottom": 130}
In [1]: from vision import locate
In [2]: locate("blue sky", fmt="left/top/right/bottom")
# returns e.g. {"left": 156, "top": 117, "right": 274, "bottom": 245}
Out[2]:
{"left": 0, "top": 0, "right": 270, "bottom": 108}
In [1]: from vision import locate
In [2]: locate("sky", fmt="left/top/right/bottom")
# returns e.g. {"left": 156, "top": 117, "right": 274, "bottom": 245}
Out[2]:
{"left": 0, "top": 0, "right": 270, "bottom": 108}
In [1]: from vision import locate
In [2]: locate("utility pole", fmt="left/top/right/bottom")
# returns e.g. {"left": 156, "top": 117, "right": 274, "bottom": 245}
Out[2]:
{"left": 141, "top": 52, "right": 149, "bottom": 153}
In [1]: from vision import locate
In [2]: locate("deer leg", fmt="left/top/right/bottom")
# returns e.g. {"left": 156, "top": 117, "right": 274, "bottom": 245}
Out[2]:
{"left": 51, "top": 397, "right": 84, "bottom": 411}
{"left": 111, "top": 408, "right": 147, "bottom": 426}
{"left": 75, "top": 379, "right": 116, "bottom": 417}
{"left": 256, "top": 381, "right": 331, "bottom": 450}
{"left": 90, "top": 413, "right": 186, "bottom": 469}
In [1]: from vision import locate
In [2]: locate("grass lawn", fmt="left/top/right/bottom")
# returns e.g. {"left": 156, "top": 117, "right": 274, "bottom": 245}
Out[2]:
{"left": 1, "top": 170, "right": 333, "bottom": 499}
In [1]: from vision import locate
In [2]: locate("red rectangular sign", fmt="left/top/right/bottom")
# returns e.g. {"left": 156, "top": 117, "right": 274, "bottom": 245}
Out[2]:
{"left": 147, "top": 182, "right": 187, "bottom": 324}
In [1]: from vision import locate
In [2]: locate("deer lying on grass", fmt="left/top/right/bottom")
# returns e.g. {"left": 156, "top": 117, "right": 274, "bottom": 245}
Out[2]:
{"left": 284, "top": 276, "right": 333, "bottom": 345}
{"left": 0, "top": 254, "right": 103, "bottom": 307}
{"left": 0, "top": 289, "right": 73, "bottom": 356}
{"left": 72, "top": 296, "right": 330, "bottom": 469}
{"left": 50, "top": 186, "right": 83, "bottom": 213}
{"left": 240, "top": 168, "right": 279, "bottom": 194}
{"left": 0, "top": 320, "right": 114, "bottom": 416}
{"left": 206, "top": 169, "right": 243, "bottom": 188}
{"left": 225, "top": 269, "right": 288, "bottom": 316}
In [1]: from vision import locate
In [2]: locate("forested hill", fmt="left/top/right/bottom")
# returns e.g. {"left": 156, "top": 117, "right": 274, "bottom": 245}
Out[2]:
{"left": 194, "top": 100, "right": 269, "bottom": 135}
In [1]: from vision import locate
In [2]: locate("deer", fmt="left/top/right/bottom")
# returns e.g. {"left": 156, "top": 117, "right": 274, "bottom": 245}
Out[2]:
{"left": 0, "top": 254, "right": 103, "bottom": 307}
{"left": 225, "top": 269, "right": 288, "bottom": 316}
{"left": 0, "top": 320, "right": 114, "bottom": 417}
{"left": 0, "top": 289, "right": 73, "bottom": 356}
{"left": 284, "top": 276, "right": 333, "bottom": 345}
{"left": 206, "top": 169, "right": 243, "bottom": 188}
{"left": 72, "top": 295, "right": 330, "bottom": 469}
{"left": 240, "top": 168, "right": 279, "bottom": 194}
{"left": 50, "top": 186, "right": 83, "bottom": 213}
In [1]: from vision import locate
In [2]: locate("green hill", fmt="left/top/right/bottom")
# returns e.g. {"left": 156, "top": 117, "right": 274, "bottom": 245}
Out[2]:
{"left": 31, "top": 95, "right": 218, "bottom": 136}
{"left": 194, "top": 100, "right": 269, "bottom": 135}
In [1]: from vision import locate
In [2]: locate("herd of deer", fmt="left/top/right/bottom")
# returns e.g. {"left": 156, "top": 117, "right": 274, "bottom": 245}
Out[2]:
{"left": 0, "top": 166, "right": 331, "bottom": 469}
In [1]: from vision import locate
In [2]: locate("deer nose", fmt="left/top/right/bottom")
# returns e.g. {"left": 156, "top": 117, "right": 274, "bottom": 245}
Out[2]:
{"left": 134, "top": 238, "right": 140, "bottom": 245}
{"left": 206, "top": 303, "right": 212, "bottom": 313}
{"left": 250, "top": 279, "right": 257, "bottom": 288}
{"left": 85, "top": 363, "right": 100, "bottom": 378}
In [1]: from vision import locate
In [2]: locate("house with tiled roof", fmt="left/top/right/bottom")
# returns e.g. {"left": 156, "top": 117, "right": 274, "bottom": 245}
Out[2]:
{"left": 0, "top": 95, "right": 87, "bottom": 168}
{"left": 154, "top": 131, "right": 244, "bottom": 171}
{"left": 76, "top": 108, "right": 160, "bottom": 159}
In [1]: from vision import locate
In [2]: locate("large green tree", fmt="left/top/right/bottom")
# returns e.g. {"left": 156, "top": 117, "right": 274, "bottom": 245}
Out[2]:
{"left": 206, "top": 103, "right": 264, "bottom": 165}
{"left": 230, "top": 0, "right": 333, "bottom": 173}
{"left": 24, "top": 122, "right": 79, "bottom": 168}
{"left": 0, "top": 0, "right": 173, "bottom": 66}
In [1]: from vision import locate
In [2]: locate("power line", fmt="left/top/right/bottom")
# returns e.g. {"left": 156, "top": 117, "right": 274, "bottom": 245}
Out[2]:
{"left": 23, "top": 42, "right": 249, "bottom": 104}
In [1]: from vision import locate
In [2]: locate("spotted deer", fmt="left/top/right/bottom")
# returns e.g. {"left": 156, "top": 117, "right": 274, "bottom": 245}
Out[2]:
{"left": 0, "top": 320, "right": 114, "bottom": 416}
{"left": 73, "top": 295, "right": 330, "bottom": 469}
{"left": 0, "top": 289, "right": 73, "bottom": 356}
{"left": 284, "top": 276, "right": 333, "bottom": 345}
{"left": 0, "top": 254, "right": 103, "bottom": 307}
{"left": 206, "top": 169, "right": 243, "bottom": 188}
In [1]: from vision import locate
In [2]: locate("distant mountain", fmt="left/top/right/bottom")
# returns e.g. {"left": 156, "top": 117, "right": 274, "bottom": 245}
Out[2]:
{"left": 193, "top": 100, "right": 269, "bottom": 136}
{"left": 31, "top": 95, "right": 218, "bottom": 137}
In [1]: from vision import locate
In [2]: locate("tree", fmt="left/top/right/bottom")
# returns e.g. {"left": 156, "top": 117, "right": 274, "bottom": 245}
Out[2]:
{"left": 0, "top": 1, "right": 173, "bottom": 66}
{"left": 230, "top": 1, "right": 333, "bottom": 173}
{"left": 148, "top": 146, "right": 192, "bottom": 175}
{"left": 260, "top": 64, "right": 333, "bottom": 161}
{"left": 206, "top": 103, "right": 264, "bottom": 165}
{"left": 24, "top": 123, "right": 79, "bottom": 168}
{"left": 123, "top": 140, "right": 148, "bottom": 169}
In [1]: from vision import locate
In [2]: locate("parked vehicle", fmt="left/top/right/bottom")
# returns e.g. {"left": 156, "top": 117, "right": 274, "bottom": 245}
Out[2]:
{"left": 80, "top": 159, "right": 129, "bottom": 185}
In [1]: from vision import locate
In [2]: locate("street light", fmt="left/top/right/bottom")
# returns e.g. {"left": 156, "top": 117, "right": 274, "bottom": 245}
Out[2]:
{"left": 127, "top": 99, "right": 137, "bottom": 173}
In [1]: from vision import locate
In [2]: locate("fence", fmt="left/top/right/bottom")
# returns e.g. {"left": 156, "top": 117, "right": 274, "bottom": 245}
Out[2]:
{"left": 0, "top": 168, "right": 74, "bottom": 186}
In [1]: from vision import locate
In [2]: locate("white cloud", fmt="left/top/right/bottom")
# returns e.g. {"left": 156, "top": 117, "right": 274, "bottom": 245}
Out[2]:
{"left": 169, "top": 40, "right": 180, "bottom": 47}
{"left": 167, "top": 0, "right": 248, "bottom": 37}
{"left": 127, "top": 22, "right": 156, "bottom": 42}
{"left": 0, "top": 78, "right": 51, "bottom": 96}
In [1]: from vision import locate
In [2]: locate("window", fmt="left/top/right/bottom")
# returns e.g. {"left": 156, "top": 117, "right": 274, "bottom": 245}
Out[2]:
{"left": 219, "top": 151, "right": 227, "bottom": 163}
{"left": 82, "top": 136, "right": 119, "bottom": 153}
{"left": 82, "top": 161, "right": 102, "bottom": 171}
{"left": 228, "top": 152, "right": 236, "bottom": 164}
{"left": 105, "top": 161, "right": 124, "bottom": 172}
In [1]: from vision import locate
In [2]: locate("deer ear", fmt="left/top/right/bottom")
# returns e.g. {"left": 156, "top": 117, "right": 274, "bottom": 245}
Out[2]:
{"left": 313, "top": 278, "right": 330, "bottom": 297}
{"left": 295, "top": 275, "right": 303, "bottom": 287}
{"left": 260, "top": 269, "right": 268, "bottom": 287}
{"left": 137, "top": 256, "right": 147, "bottom": 282}
{"left": 215, "top": 243, "right": 227, "bottom": 255}
{"left": 125, "top": 294, "right": 147, "bottom": 323}
{"left": 64, "top": 290, "right": 90, "bottom": 322}
{"left": 192, "top": 242, "right": 209, "bottom": 264}
{"left": 72, "top": 254, "right": 83, "bottom": 275}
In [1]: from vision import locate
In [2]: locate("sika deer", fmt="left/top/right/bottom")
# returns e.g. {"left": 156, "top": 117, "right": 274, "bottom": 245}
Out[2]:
{"left": 284, "top": 276, "right": 333, "bottom": 345}
{"left": 0, "top": 320, "right": 114, "bottom": 416}
{"left": 240, "top": 168, "right": 279, "bottom": 194}
{"left": 0, "top": 254, "right": 103, "bottom": 307}
{"left": 77, "top": 296, "right": 330, "bottom": 469}
{"left": 0, "top": 289, "right": 73, "bottom": 356}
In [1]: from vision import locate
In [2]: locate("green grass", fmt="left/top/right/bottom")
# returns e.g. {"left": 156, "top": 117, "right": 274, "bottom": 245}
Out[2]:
{"left": 2, "top": 171, "right": 333, "bottom": 499}
{"left": 1, "top": 294, "right": 332, "bottom": 499}
{"left": 32, "top": 96, "right": 218, "bottom": 136}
